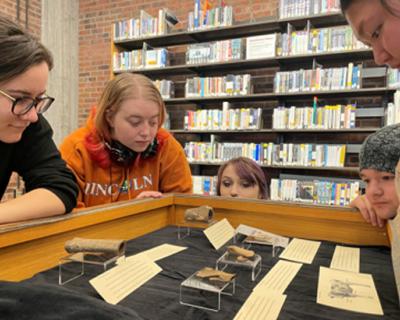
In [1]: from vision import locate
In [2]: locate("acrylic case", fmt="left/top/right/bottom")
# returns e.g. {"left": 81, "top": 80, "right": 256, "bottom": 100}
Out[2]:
{"left": 179, "top": 271, "right": 235, "bottom": 312}
{"left": 216, "top": 249, "right": 262, "bottom": 281}
{"left": 177, "top": 219, "right": 217, "bottom": 240}
{"left": 58, "top": 251, "right": 123, "bottom": 285}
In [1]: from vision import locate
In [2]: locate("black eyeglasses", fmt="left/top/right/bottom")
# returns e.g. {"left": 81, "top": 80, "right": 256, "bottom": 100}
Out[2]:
{"left": 0, "top": 89, "right": 55, "bottom": 115}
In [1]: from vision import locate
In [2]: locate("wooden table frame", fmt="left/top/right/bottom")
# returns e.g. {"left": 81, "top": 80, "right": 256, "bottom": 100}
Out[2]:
{"left": 0, "top": 194, "right": 389, "bottom": 281}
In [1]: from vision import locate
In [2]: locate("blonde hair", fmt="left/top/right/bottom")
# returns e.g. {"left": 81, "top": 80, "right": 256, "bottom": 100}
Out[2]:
{"left": 94, "top": 73, "right": 166, "bottom": 142}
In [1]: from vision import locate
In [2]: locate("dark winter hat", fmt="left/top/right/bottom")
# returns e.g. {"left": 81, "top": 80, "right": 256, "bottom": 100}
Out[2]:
{"left": 359, "top": 123, "right": 400, "bottom": 174}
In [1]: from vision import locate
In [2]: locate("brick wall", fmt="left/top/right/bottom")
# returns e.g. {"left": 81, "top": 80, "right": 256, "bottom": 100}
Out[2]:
{"left": 0, "top": 0, "right": 41, "bottom": 201}
{"left": 0, "top": 0, "right": 41, "bottom": 36}
{"left": 78, "top": 0, "right": 278, "bottom": 125}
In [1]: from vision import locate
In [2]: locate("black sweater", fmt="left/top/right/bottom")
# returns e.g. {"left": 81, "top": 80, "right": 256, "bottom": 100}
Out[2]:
{"left": 0, "top": 115, "right": 78, "bottom": 212}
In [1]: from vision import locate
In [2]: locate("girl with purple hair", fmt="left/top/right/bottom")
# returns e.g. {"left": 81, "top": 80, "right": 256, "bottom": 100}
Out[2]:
{"left": 217, "top": 157, "right": 268, "bottom": 199}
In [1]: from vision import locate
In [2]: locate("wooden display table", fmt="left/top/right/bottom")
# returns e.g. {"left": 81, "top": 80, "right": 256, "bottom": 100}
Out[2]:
{"left": 0, "top": 194, "right": 389, "bottom": 281}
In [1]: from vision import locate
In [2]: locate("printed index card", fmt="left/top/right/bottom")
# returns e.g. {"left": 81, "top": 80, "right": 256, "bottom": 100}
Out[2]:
{"left": 90, "top": 257, "right": 161, "bottom": 305}
{"left": 279, "top": 238, "right": 321, "bottom": 264}
{"left": 203, "top": 218, "right": 235, "bottom": 250}
{"left": 253, "top": 260, "right": 302, "bottom": 294}
{"left": 234, "top": 290, "right": 286, "bottom": 320}
{"left": 330, "top": 245, "right": 360, "bottom": 273}
{"left": 317, "top": 266, "right": 383, "bottom": 315}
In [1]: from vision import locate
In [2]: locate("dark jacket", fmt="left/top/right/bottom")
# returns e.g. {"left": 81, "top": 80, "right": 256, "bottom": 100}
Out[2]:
{"left": 0, "top": 115, "right": 78, "bottom": 212}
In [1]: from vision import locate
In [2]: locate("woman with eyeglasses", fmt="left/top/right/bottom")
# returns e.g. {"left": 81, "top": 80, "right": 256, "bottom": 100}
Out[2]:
{"left": 0, "top": 16, "right": 78, "bottom": 223}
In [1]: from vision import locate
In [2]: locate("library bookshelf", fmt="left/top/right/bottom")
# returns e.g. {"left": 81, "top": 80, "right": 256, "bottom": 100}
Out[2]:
{"left": 111, "top": 8, "right": 395, "bottom": 205}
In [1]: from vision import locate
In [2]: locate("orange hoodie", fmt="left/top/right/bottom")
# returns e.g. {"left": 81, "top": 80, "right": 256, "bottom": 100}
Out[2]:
{"left": 59, "top": 113, "right": 192, "bottom": 208}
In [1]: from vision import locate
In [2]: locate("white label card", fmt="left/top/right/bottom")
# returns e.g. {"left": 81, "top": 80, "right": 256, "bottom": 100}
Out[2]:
{"left": 203, "top": 218, "right": 235, "bottom": 250}
{"left": 330, "top": 245, "right": 360, "bottom": 273}
{"left": 279, "top": 238, "right": 321, "bottom": 264}
{"left": 254, "top": 260, "right": 302, "bottom": 294}
{"left": 317, "top": 266, "right": 383, "bottom": 315}
{"left": 234, "top": 290, "right": 286, "bottom": 320}
{"left": 118, "top": 244, "right": 187, "bottom": 264}
{"left": 90, "top": 257, "right": 161, "bottom": 305}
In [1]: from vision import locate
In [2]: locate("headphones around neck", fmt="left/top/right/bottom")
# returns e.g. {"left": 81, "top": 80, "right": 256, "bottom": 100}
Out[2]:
{"left": 105, "top": 138, "right": 158, "bottom": 166}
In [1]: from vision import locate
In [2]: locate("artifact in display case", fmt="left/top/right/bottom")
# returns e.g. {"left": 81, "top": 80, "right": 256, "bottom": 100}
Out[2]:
{"left": 180, "top": 267, "right": 236, "bottom": 312}
{"left": 216, "top": 245, "right": 262, "bottom": 281}
{"left": 178, "top": 205, "right": 216, "bottom": 239}
{"left": 59, "top": 238, "right": 126, "bottom": 285}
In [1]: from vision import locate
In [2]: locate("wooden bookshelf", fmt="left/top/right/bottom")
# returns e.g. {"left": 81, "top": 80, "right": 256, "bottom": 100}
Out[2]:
{"left": 113, "top": 49, "right": 373, "bottom": 76}
{"left": 188, "top": 161, "right": 359, "bottom": 172}
{"left": 114, "top": 17, "right": 278, "bottom": 50}
{"left": 277, "top": 11, "right": 347, "bottom": 28}
{"left": 163, "top": 88, "right": 394, "bottom": 104}
{"left": 111, "top": 9, "right": 393, "bottom": 201}
{"left": 171, "top": 128, "right": 379, "bottom": 134}
{"left": 113, "top": 12, "right": 347, "bottom": 50}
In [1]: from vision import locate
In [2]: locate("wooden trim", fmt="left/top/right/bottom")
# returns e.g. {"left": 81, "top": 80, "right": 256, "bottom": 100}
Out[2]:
{"left": 387, "top": 221, "right": 393, "bottom": 244}
{"left": 0, "top": 196, "right": 174, "bottom": 248}
{"left": 0, "top": 207, "right": 170, "bottom": 281}
{"left": 173, "top": 195, "right": 389, "bottom": 246}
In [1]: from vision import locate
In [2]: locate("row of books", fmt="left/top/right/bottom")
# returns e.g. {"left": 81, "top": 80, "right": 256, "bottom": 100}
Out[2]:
{"left": 278, "top": 0, "right": 340, "bottom": 19}
{"left": 387, "top": 91, "right": 400, "bottom": 126}
{"left": 277, "top": 24, "right": 367, "bottom": 57}
{"left": 192, "top": 174, "right": 360, "bottom": 208}
{"left": 154, "top": 79, "right": 174, "bottom": 99}
{"left": 186, "top": 38, "right": 244, "bottom": 65}
{"left": 113, "top": 48, "right": 168, "bottom": 71}
{"left": 192, "top": 175, "right": 217, "bottom": 195}
{"left": 185, "top": 74, "right": 252, "bottom": 98}
{"left": 388, "top": 68, "right": 400, "bottom": 89}
{"left": 274, "top": 63, "right": 361, "bottom": 93}
{"left": 112, "top": 2, "right": 342, "bottom": 40}
{"left": 272, "top": 103, "right": 356, "bottom": 129}
{"left": 184, "top": 105, "right": 262, "bottom": 131}
{"left": 270, "top": 178, "right": 359, "bottom": 206}
{"left": 114, "top": 25, "right": 366, "bottom": 71}
{"left": 188, "top": 2, "right": 233, "bottom": 31}
{"left": 113, "top": 9, "right": 176, "bottom": 40}
{"left": 185, "top": 142, "right": 346, "bottom": 167}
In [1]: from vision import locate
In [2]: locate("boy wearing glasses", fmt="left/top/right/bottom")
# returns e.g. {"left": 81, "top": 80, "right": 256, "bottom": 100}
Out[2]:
{"left": 0, "top": 16, "right": 78, "bottom": 223}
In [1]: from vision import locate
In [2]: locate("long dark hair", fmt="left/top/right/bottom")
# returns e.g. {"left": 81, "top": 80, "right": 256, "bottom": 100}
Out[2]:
{"left": 0, "top": 15, "right": 53, "bottom": 83}
{"left": 217, "top": 157, "right": 269, "bottom": 199}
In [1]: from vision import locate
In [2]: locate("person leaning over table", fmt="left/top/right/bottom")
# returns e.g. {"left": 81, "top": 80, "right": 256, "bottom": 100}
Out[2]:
{"left": 0, "top": 15, "right": 78, "bottom": 224}
{"left": 60, "top": 73, "right": 192, "bottom": 208}
{"left": 350, "top": 124, "right": 400, "bottom": 227}
{"left": 216, "top": 156, "right": 269, "bottom": 199}
{"left": 340, "top": 0, "right": 400, "bottom": 225}
{"left": 340, "top": 0, "right": 400, "bottom": 68}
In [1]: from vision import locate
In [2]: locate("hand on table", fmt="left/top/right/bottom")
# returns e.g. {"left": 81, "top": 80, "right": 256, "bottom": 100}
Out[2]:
{"left": 135, "top": 191, "right": 163, "bottom": 200}
{"left": 350, "top": 194, "right": 385, "bottom": 228}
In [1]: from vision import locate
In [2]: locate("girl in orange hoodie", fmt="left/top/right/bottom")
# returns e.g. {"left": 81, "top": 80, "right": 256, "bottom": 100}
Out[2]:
{"left": 60, "top": 73, "right": 192, "bottom": 208}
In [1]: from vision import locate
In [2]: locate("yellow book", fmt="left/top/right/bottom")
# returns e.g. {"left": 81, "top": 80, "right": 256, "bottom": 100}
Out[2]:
{"left": 339, "top": 145, "right": 346, "bottom": 166}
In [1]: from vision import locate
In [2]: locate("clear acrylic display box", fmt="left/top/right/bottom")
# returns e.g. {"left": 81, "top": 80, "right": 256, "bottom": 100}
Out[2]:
{"left": 272, "top": 236, "right": 290, "bottom": 258}
{"left": 58, "top": 252, "right": 123, "bottom": 285}
{"left": 243, "top": 231, "right": 289, "bottom": 259}
{"left": 177, "top": 219, "right": 217, "bottom": 240}
{"left": 179, "top": 271, "right": 235, "bottom": 312}
{"left": 216, "top": 250, "right": 262, "bottom": 281}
